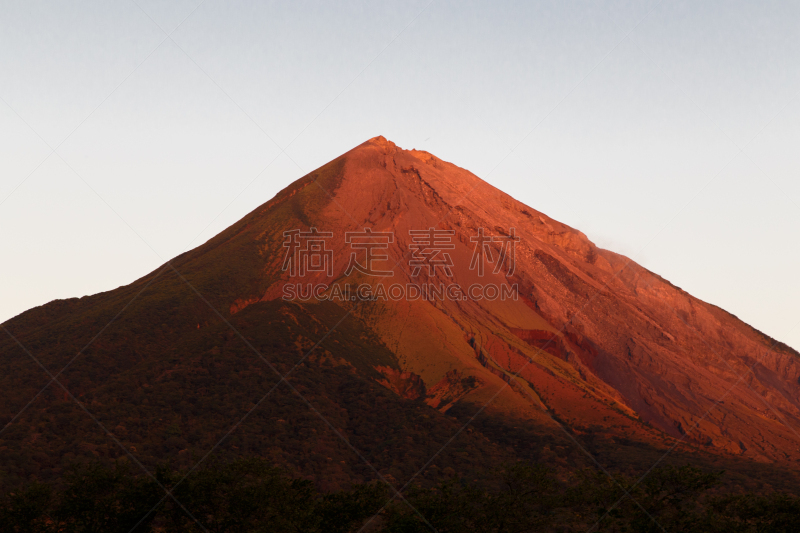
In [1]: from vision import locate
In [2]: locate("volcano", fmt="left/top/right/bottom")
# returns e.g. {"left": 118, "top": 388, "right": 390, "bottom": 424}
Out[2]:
{"left": 2, "top": 136, "right": 800, "bottom": 491}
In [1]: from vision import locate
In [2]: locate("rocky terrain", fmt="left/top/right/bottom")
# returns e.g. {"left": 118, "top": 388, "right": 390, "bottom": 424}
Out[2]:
{"left": 2, "top": 136, "right": 799, "bottom": 492}
{"left": 253, "top": 136, "right": 800, "bottom": 462}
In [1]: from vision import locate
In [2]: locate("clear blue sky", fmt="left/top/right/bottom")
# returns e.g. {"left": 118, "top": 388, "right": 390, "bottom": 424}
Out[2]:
{"left": 1, "top": 0, "right": 798, "bottom": 349}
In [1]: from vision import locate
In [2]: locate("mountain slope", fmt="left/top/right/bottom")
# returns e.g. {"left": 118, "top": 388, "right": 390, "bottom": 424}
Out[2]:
{"left": 2, "top": 136, "right": 800, "bottom": 492}
{"left": 251, "top": 135, "right": 800, "bottom": 462}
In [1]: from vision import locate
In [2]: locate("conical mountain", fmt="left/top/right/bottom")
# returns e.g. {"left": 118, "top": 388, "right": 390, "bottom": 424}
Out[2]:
{"left": 2, "top": 136, "right": 799, "bottom": 491}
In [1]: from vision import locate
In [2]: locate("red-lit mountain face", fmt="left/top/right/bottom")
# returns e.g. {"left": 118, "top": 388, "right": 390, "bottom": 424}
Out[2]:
{"left": 230, "top": 136, "right": 800, "bottom": 463}
{"left": 2, "top": 136, "right": 799, "bottom": 491}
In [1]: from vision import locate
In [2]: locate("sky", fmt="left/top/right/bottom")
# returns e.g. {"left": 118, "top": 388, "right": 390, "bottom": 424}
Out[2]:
{"left": 1, "top": 0, "right": 798, "bottom": 350}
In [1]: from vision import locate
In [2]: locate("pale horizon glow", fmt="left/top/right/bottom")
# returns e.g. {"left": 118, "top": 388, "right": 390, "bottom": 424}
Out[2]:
{"left": 1, "top": 1, "right": 798, "bottom": 350}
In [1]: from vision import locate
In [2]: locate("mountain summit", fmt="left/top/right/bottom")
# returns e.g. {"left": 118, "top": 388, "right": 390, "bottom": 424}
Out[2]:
{"left": 2, "top": 136, "right": 799, "bottom": 490}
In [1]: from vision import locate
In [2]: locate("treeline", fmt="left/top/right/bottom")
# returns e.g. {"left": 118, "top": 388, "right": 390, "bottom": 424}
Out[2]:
{"left": 2, "top": 457, "right": 800, "bottom": 532}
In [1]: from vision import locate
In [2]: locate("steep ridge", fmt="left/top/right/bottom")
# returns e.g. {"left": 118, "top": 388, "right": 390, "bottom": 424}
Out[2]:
{"left": 2, "top": 136, "right": 800, "bottom": 492}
